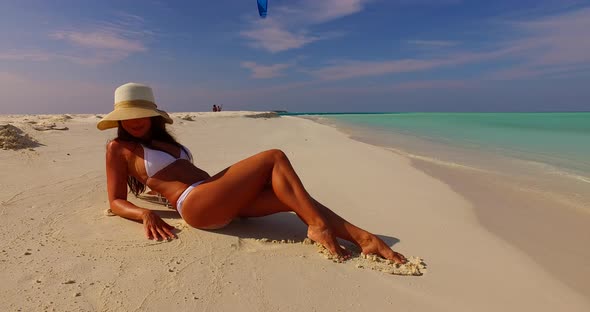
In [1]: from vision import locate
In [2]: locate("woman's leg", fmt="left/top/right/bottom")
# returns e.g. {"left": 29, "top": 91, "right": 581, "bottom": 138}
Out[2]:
{"left": 181, "top": 149, "right": 348, "bottom": 257}
{"left": 240, "top": 187, "right": 407, "bottom": 263}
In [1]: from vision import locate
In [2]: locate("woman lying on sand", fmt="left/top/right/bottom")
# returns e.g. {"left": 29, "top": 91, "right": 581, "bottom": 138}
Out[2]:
{"left": 98, "top": 83, "right": 407, "bottom": 263}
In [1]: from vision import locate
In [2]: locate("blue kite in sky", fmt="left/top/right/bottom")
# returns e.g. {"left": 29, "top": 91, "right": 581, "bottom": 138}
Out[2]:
{"left": 257, "top": 0, "right": 268, "bottom": 18}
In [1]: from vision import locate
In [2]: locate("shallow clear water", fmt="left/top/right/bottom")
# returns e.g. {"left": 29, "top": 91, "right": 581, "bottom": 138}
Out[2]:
{"left": 286, "top": 112, "right": 590, "bottom": 181}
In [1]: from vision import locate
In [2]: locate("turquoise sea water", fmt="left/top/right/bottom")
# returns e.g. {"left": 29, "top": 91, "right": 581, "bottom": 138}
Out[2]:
{"left": 283, "top": 112, "right": 590, "bottom": 182}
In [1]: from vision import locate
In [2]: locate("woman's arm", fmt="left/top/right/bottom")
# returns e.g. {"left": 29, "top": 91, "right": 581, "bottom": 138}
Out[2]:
{"left": 106, "top": 140, "right": 149, "bottom": 221}
{"left": 105, "top": 140, "right": 176, "bottom": 240}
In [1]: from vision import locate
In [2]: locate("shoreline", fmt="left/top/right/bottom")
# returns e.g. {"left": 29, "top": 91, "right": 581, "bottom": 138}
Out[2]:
{"left": 301, "top": 115, "right": 590, "bottom": 298}
{"left": 411, "top": 158, "right": 590, "bottom": 298}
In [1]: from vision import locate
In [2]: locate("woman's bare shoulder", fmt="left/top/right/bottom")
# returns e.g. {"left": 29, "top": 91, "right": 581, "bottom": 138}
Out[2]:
{"left": 106, "top": 139, "right": 138, "bottom": 157}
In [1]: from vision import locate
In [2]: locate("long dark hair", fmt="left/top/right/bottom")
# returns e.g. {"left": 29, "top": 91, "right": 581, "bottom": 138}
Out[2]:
{"left": 115, "top": 116, "right": 182, "bottom": 197}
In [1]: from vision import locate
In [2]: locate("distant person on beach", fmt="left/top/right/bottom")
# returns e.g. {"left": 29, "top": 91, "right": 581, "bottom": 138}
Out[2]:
{"left": 97, "top": 82, "right": 407, "bottom": 263}
{"left": 212, "top": 105, "right": 218, "bottom": 112}
{"left": 217, "top": 104, "right": 222, "bottom": 112}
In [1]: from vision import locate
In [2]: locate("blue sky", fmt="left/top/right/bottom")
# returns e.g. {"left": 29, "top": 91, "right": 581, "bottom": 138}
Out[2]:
{"left": 1, "top": 0, "right": 589, "bottom": 113}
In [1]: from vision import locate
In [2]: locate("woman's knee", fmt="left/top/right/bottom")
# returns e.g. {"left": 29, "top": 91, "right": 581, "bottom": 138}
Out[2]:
{"left": 265, "top": 148, "right": 288, "bottom": 163}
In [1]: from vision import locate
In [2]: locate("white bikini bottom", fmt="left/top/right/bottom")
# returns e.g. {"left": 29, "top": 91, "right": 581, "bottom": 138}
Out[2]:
{"left": 176, "top": 181, "right": 231, "bottom": 230}
{"left": 176, "top": 181, "right": 205, "bottom": 217}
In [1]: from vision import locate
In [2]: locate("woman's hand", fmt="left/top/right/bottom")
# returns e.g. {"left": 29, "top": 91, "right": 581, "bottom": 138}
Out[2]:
{"left": 141, "top": 210, "right": 177, "bottom": 240}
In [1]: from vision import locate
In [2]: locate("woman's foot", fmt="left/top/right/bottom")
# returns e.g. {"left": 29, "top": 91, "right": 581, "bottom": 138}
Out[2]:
{"left": 307, "top": 226, "right": 350, "bottom": 259}
{"left": 359, "top": 234, "right": 407, "bottom": 264}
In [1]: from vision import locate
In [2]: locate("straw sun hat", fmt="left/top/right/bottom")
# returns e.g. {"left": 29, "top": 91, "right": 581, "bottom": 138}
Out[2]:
{"left": 96, "top": 82, "right": 173, "bottom": 130}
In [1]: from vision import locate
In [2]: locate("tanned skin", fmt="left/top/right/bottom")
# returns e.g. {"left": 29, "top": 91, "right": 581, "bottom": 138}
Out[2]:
{"left": 106, "top": 117, "right": 406, "bottom": 263}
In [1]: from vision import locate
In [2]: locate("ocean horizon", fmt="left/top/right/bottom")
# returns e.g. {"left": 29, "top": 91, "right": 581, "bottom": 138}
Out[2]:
{"left": 279, "top": 111, "right": 590, "bottom": 115}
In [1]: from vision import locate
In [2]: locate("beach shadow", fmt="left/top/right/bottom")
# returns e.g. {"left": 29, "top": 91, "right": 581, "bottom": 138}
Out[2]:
{"left": 214, "top": 212, "right": 308, "bottom": 242}
{"left": 138, "top": 194, "right": 173, "bottom": 207}
{"left": 152, "top": 210, "right": 182, "bottom": 220}
{"left": 378, "top": 235, "right": 401, "bottom": 247}
{"left": 211, "top": 212, "right": 402, "bottom": 250}
{"left": 123, "top": 209, "right": 182, "bottom": 224}
{"left": 136, "top": 195, "right": 182, "bottom": 220}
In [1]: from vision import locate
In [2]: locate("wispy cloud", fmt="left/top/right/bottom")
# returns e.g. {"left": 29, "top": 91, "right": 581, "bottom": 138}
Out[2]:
{"left": 498, "top": 7, "right": 590, "bottom": 69}
{"left": 0, "top": 51, "right": 55, "bottom": 62}
{"left": 301, "top": 0, "right": 366, "bottom": 23}
{"left": 50, "top": 30, "right": 146, "bottom": 52}
{"left": 406, "top": 40, "right": 458, "bottom": 48}
{"left": 309, "top": 6, "right": 590, "bottom": 82}
{"left": 391, "top": 79, "right": 468, "bottom": 90}
{"left": 240, "top": 20, "right": 320, "bottom": 53}
{"left": 241, "top": 61, "right": 292, "bottom": 78}
{"left": 241, "top": 0, "right": 370, "bottom": 53}
{"left": 290, "top": 79, "right": 469, "bottom": 95}
{"left": 310, "top": 59, "right": 451, "bottom": 80}
{"left": 51, "top": 13, "right": 152, "bottom": 65}
{"left": 395, "top": 0, "right": 463, "bottom": 5}
{"left": 307, "top": 47, "right": 516, "bottom": 80}
{"left": 3, "top": 12, "right": 152, "bottom": 66}
{"left": 486, "top": 64, "right": 590, "bottom": 80}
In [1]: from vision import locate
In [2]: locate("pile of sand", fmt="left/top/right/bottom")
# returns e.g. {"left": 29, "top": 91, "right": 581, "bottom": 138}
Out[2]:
{"left": 180, "top": 114, "right": 194, "bottom": 121}
{"left": 32, "top": 123, "right": 69, "bottom": 131}
{"left": 244, "top": 112, "right": 280, "bottom": 119}
{"left": 0, "top": 124, "right": 38, "bottom": 150}
{"left": 49, "top": 114, "right": 73, "bottom": 123}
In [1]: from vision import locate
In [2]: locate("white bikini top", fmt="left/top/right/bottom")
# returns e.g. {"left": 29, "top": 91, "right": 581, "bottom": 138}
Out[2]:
{"left": 142, "top": 144, "right": 193, "bottom": 178}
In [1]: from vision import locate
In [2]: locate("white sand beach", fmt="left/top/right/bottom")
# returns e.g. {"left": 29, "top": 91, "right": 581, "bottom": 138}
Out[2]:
{"left": 1, "top": 112, "right": 589, "bottom": 311}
